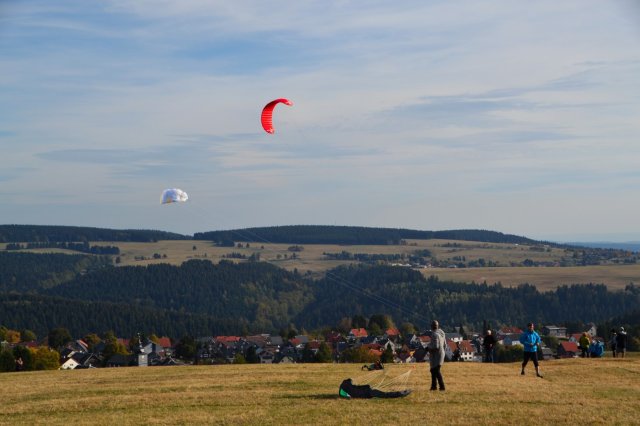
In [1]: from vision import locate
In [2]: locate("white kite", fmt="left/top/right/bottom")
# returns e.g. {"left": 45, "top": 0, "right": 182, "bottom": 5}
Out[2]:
{"left": 160, "top": 188, "right": 189, "bottom": 204}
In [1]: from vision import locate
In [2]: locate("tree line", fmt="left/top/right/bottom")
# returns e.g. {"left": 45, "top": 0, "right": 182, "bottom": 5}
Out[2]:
{"left": 0, "top": 224, "right": 186, "bottom": 243}
{"left": 6, "top": 241, "right": 120, "bottom": 255}
{"left": 194, "top": 225, "right": 541, "bottom": 246}
{"left": 0, "top": 252, "right": 638, "bottom": 339}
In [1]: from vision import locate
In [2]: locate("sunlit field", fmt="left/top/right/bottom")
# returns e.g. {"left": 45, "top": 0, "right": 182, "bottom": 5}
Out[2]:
{"left": 1, "top": 356, "right": 638, "bottom": 425}
{"left": 3, "top": 238, "right": 638, "bottom": 290}
{"left": 426, "top": 264, "right": 640, "bottom": 291}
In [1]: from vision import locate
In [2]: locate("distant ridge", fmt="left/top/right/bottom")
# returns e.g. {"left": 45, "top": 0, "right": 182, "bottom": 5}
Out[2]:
{"left": 567, "top": 241, "right": 640, "bottom": 252}
{"left": 0, "top": 224, "right": 547, "bottom": 246}
{"left": 194, "top": 225, "right": 542, "bottom": 246}
{"left": 0, "top": 225, "right": 187, "bottom": 243}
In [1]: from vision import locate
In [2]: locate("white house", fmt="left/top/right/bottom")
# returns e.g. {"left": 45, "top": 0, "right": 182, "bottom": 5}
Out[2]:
{"left": 60, "top": 354, "right": 80, "bottom": 370}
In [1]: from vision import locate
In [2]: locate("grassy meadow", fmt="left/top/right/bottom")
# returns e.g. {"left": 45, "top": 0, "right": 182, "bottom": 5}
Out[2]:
{"left": 3, "top": 238, "right": 638, "bottom": 290}
{"left": 1, "top": 357, "right": 639, "bottom": 425}
{"left": 426, "top": 264, "right": 640, "bottom": 291}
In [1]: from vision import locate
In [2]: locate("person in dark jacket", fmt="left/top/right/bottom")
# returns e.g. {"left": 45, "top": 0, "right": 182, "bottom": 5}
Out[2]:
{"left": 519, "top": 322, "right": 543, "bottom": 378}
{"left": 616, "top": 327, "right": 627, "bottom": 358}
{"left": 483, "top": 330, "right": 496, "bottom": 363}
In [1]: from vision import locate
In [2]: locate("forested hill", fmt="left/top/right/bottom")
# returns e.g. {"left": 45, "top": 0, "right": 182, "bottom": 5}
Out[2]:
{"left": 297, "top": 265, "right": 640, "bottom": 330}
{"left": 194, "top": 225, "right": 541, "bottom": 246}
{"left": 1, "top": 251, "right": 638, "bottom": 337}
{"left": 0, "top": 293, "right": 240, "bottom": 338}
{"left": 0, "top": 224, "right": 542, "bottom": 246}
{"left": 0, "top": 225, "right": 186, "bottom": 243}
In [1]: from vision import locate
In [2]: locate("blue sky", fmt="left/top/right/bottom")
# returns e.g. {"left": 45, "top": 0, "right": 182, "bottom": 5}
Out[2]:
{"left": 1, "top": 1, "right": 639, "bottom": 241}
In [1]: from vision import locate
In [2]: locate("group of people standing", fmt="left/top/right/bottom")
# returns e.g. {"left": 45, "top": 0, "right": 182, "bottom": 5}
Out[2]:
{"left": 427, "top": 321, "right": 629, "bottom": 392}
{"left": 482, "top": 323, "right": 543, "bottom": 377}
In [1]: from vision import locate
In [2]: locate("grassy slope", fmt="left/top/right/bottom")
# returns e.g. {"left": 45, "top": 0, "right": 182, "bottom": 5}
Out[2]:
{"left": 1, "top": 357, "right": 638, "bottom": 425}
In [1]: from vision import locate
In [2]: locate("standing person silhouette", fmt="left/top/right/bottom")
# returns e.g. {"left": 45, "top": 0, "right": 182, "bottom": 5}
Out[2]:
{"left": 483, "top": 329, "right": 496, "bottom": 363}
{"left": 519, "top": 322, "right": 543, "bottom": 378}
{"left": 609, "top": 329, "right": 617, "bottom": 358}
{"left": 616, "top": 327, "right": 627, "bottom": 358}
{"left": 428, "top": 320, "right": 446, "bottom": 391}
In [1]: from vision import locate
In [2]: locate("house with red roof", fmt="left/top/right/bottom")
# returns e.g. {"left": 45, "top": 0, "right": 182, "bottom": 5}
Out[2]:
{"left": 568, "top": 333, "right": 582, "bottom": 343}
{"left": 156, "top": 337, "right": 172, "bottom": 350}
{"left": 445, "top": 339, "right": 477, "bottom": 361}
{"left": 349, "top": 328, "right": 368, "bottom": 339}
{"left": 384, "top": 328, "right": 401, "bottom": 342}
{"left": 419, "top": 335, "right": 431, "bottom": 347}
{"left": 497, "top": 326, "right": 523, "bottom": 342}
{"left": 557, "top": 341, "right": 579, "bottom": 358}
{"left": 215, "top": 336, "right": 241, "bottom": 344}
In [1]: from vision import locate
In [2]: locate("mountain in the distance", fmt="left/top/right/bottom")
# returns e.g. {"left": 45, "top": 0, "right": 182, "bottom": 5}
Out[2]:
{"left": 1, "top": 224, "right": 548, "bottom": 246}
{"left": 194, "top": 225, "right": 543, "bottom": 246}
{"left": 566, "top": 241, "right": 640, "bottom": 252}
{"left": 0, "top": 225, "right": 186, "bottom": 243}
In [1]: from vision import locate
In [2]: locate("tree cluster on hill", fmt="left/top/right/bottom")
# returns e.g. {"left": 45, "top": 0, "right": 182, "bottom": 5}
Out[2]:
{"left": 0, "top": 225, "right": 186, "bottom": 243}
{"left": 6, "top": 241, "right": 120, "bottom": 255}
{"left": 194, "top": 225, "right": 540, "bottom": 246}
{"left": 323, "top": 250, "right": 430, "bottom": 265}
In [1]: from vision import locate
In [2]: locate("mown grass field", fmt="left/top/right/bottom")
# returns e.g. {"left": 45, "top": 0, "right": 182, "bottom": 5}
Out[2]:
{"left": 1, "top": 357, "right": 638, "bottom": 425}
{"left": 4, "top": 238, "right": 638, "bottom": 290}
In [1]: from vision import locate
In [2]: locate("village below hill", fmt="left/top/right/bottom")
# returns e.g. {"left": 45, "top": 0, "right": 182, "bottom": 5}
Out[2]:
{"left": 1, "top": 321, "right": 631, "bottom": 372}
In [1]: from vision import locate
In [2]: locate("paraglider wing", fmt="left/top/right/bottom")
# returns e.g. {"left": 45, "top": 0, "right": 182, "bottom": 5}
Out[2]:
{"left": 338, "top": 379, "right": 411, "bottom": 399}
{"left": 160, "top": 188, "right": 189, "bottom": 204}
{"left": 261, "top": 98, "right": 293, "bottom": 134}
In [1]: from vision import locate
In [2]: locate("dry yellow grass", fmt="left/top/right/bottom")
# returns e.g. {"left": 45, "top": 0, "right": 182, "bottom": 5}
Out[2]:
{"left": 0, "top": 357, "right": 638, "bottom": 425}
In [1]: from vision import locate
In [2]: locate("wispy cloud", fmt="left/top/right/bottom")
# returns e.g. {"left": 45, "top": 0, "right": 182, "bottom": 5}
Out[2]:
{"left": 1, "top": 1, "right": 639, "bottom": 238}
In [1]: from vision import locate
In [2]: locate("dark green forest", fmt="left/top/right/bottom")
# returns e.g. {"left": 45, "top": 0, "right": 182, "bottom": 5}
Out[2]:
{"left": 0, "top": 293, "right": 240, "bottom": 338}
{"left": 194, "top": 225, "right": 542, "bottom": 246}
{"left": 298, "top": 265, "right": 640, "bottom": 329}
{"left": 0, "top": 252, "right": 111, "bottom": 292}
{"left": 0, "top": 225, "right": 186, "bottom": 243}
{"left": 1, "top": 251, "right": 638, "bottom": 339}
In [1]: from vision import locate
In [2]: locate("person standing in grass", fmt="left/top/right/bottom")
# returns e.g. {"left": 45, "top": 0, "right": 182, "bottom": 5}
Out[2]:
{"left": 428, "top": 320, "right": 446, "bottom": 391}
{"left": 483, "top": 329, "right": 496, "bottom": 363}
{"left": 519, "top": 322, "right": 543, "bottom": 378}
{"left": 579, "top": 332, "right": 591, "bottom": 358}
{"left": 616, "top": 327, "right": 627, "bottom": 358}
{"left": 609, "top": 329, "right": 618, "bottom": 358}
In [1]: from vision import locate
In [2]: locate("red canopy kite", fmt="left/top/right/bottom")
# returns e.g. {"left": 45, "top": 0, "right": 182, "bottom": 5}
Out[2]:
{"left": 261, "top": 98, "right": 293, "bottom": 134}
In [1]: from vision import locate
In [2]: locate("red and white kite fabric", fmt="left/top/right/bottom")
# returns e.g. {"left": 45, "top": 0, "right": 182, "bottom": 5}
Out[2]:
{"left": 261, "top": 98, "right": 293, "bottom": 134}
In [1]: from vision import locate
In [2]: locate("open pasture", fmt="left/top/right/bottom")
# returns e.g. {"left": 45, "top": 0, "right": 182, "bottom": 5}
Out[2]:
{"left": 102, "top": 239, "right": 640, "bottom": 289}
{"left": 426, "top": 264, "right": 640, "bottom": 291}
{"left": 1, "top": 357, "right": 638, "bottom": 425}
{"left": 4, "top": 238, "right": 637, "bottom": 290}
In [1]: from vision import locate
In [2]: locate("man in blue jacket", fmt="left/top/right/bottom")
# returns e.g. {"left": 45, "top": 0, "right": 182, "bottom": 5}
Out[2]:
{"left": 519, "top": 322, "right": 543, "bottom": 378}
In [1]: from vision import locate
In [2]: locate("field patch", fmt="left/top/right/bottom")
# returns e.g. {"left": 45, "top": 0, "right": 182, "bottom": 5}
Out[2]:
{"left": 0, "top": 357, "right": 638, "bottom": 424}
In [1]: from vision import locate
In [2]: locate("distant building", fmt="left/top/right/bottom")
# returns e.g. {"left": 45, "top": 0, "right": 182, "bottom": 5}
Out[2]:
{"left": 542, "top": 325, "right": 567, "bottom": 338}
